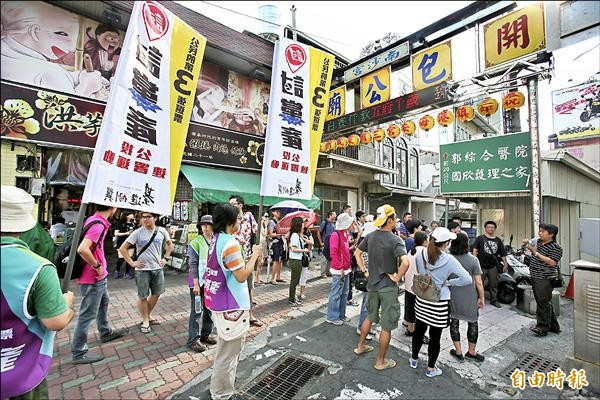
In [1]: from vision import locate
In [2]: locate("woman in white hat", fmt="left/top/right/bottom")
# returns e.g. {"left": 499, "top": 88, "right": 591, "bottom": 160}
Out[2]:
{"left": 325, "top": 212, "right": 353, "bottom": 325}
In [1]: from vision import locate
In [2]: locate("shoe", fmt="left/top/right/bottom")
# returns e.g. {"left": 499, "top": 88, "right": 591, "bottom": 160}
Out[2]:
{"left": 465, "top": 352, "right": 485, "bottom": 362}
{"left": 426, "top": 367, "right": 443, "bottom": 378}
{"left": 288, "top": 300, "right": 300, "bottom": 307}
{"left": 123, "top": 273, "right": 134, "bottom": 279}
{"left": 296, "top": 297, "right": 303, "bottom": 305}
{"left": 450, "top": 349, "right": 465, "bottom": 362}
{"left": 347, "top": 300, "right": 359, "bottom": 307}
{"left": 300, "top": 294, "right": 306, "bottom": 300}
{"left": 72, "top": 352, "right": 105, "bottom": 364}
{"left": 491, "top": 302, "right": 502, "bottom": 308}
{"left": 200, "top": 336, "right": 218, "bottom": 345}
{"left": 409, "top": 358, "right": 418, "bottom": 369}
{"left": 549, "top": 325, "right": 561, "bottom": 334}
{"left": 530, "top": 326, "right": 548, "bottom": 336}
{"left": 340, "top": 317, "right": 351, "bottom": 323}
{"left": 189, "top": 339, "right": 206, "bottom": 353}
{"left": 140, "top": 325, "right": 152, "bottom": 334}
{"left": 326, "top": 319, "right": 343, "bottom": 326}
{"left": 250, "top": 319, "right": 264, "bottom": 327}
{"left": 100, "top": 328, "right": 128, "bottom": 343}
{"left": 113, "top": 271, "right": 121, "bottom": 279}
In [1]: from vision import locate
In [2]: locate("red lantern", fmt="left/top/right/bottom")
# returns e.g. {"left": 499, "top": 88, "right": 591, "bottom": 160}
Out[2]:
{"left": 373, "top": 128, "right": 385, "bottom": 142}
{"left": 337, "top": 136, "right": 349, "bottom": 149}
{"left": 477, "top": 97, "right": 499, "bottom": 117}
{"left": 419, "top": 115, "right": 435, "bottom": 131}
{"left": 456, "top": 105, "right": 475, "bottom": 122}
{"left": 348, "top": 134, "right": 360, "bottom": 147}
{"left": 387, "top": 124, "right": 400, "bottom": 139}
{"left": 401, "top": 120, "right": 416, "bottom": 135}
{"left": 502, "top": 91, "right": 525, "bottom": 110}
{"left": 320, "top": 142, "right": 328, "bottom": 152}
{"left": 327, "top": 139, "right": 337, "bottom": 151}
{"left": 360, "top": 131, "right": 373, "bottom": 144}
{"left": 437, "top": 110, "right": 454, "bottom": 127}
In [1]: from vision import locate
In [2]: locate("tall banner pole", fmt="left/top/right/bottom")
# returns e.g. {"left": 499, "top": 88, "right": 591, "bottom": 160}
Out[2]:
{"left": 60, "top": 203, "right": 87, "bottom": 293}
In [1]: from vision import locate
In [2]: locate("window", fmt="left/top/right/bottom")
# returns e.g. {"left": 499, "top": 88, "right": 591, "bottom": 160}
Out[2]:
{"left": 409, "top": 148, "right": 419, "bottom": 189}
{"left": 396, "top": 139, "right": 408, "bottom": 187}
{"left": 15, "top": 177, "right": 30, "bottom": 192}
{"left": 382, "top": 139, "right": 394, "bottom": 185}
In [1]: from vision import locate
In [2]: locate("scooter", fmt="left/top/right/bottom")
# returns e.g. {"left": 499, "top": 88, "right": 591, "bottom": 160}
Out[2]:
{"left": 580, "top": 93, "right": 600, "bottom": 122}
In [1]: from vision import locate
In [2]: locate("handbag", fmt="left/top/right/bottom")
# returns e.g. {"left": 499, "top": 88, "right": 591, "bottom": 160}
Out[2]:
{"left": 213, "top": 310, "right": 250, "bottom": 341}
{"left": 550, "top": 273, "right": 563, "bottom": 288}
{"left": 412, "top": 250, "right": 441, "bottom": 302}
{"left": 354, "top": 270, "right": 368, "bottom": 292}
{"left": 301, "top": 253, "right": 310, "bottom": 268}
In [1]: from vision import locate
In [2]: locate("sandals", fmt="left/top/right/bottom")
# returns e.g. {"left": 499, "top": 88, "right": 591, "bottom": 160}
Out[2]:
{"left": 353, "top": 345, "right": 374, "bottom": 355}
{"left": 139, "top": 320, "right": 160, "bottom": 326}
{"left": 276, "top": 279, "right": 286, "bottom": 283}
{"left": 140, "top": 325, "right": 151, "bottom": 334}
{"left": 374, "top": 358, "right": 397, "bottom": 370}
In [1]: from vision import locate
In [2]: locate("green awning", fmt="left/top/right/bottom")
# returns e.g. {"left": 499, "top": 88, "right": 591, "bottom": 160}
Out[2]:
{"left": 180, "top": 165, "right": 321, "bottom": 209}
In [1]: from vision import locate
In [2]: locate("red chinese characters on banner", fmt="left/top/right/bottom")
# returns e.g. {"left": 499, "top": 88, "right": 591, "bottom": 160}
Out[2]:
{"left": 103, "top": 140, "right": 167, "bottom": 179}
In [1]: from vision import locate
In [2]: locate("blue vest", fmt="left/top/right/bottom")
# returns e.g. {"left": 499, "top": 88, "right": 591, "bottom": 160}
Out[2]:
{"left": 1, "top": 238, "right": 56, "bottom": 398}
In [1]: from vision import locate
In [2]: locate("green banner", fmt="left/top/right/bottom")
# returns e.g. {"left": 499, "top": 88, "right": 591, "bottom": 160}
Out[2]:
{"left": 440, "top": 132, "right": 532, "bottom": 194}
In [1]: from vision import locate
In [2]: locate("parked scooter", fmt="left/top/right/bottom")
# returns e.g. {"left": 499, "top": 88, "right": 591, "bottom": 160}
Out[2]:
{"left": 580, "top": 92, "right": 600, "bottom": 123}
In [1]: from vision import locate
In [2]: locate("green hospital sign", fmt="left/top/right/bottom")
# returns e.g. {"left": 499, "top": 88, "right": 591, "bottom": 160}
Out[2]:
{"left": 440, "top": 132, "right": 532, "bottom": 194}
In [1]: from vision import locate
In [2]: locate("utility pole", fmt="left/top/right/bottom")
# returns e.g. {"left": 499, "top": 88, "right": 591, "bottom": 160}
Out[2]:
{"left": 290, "top": 5, "right": 297, "bottom": 40}
{"left": 528, "top": 77, "right": 541, "bottom": 236}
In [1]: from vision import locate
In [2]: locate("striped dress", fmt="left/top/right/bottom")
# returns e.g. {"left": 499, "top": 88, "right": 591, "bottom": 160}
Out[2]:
{"left": 415, "top": 297, "right": 450, "bottom": 328}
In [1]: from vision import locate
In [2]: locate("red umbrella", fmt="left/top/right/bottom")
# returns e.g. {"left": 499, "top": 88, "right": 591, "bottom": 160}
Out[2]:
{"left": 275, "top": 211, "right": 318, "bottom": 235}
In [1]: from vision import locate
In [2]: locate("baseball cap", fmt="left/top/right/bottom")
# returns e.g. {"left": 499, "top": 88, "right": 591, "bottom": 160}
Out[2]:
{"left": 373, "top": 204, "right": 395, "bottom": 227}
{"left": 1, "top": 185, "right": 36, "bottom": 233}
{"left": 431, "top": 227, "right": 457, "bottom": 243}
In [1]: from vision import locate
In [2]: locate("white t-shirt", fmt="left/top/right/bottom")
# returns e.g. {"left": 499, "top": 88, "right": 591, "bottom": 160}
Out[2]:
{"left": 288, "top": 233, "right": 303, "bottom": 260}
{"left": 126, "top": 226, "right": 171, "bottom": 270}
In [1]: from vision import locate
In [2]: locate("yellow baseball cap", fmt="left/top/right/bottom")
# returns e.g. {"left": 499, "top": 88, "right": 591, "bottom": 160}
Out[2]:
{"left": 373, "top": 204, "right": 396, "bottom": 227}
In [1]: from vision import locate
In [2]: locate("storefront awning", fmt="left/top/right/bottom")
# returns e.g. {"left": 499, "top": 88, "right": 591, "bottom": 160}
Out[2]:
{"left": 180, "top": 165, "right": 321, "bottom": 209}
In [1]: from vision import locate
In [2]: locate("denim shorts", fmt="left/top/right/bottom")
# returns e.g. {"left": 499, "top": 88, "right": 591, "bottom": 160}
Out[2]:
{"left": 135, "top": 269, "right": 165, "bottom": 299}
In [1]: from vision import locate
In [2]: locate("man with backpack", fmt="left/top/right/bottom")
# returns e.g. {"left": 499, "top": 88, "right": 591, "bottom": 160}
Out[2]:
{"left": 319, "top": 210, "right": 336, "bottom": 278}
{"left": 120, "top": 212, "right": 174, "bottom": 334}
{"left": 71, "top": 204, "right": 128, "bottom": 364}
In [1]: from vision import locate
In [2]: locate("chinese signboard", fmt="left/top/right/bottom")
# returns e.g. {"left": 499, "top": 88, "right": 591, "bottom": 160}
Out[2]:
{"left": 360, "top": 66, "right": 391, "bottom": 109}
{"left": 484, "top": 3, "right": 546, "bottom": 69}
{"left": 1, "top": 1, "right": 125, "bottom": 102}
{"left": 552, "top": 81, "right": 600, "bottom": 142}
{"left": 82, "top": 1, "right": 206, "bottom": 214}
{"left": 1, "top": 81, "right": 104, "bottom": 148}
{"left": 260, "top": 38, "right": 334, "bottom": 200}
{"left": 440, "top": 132, "right": 532, "bottom": 194}
{"left": 344, "top": 41, "right": 409, "bottom": 83}
{"left": 326, "top": 86, "right": 345, "bottom": 121}
{"left": 323, "top": 84, "right": 451, "bottom": 135}
{"left": 411, "top": 40, "right": 452, "bottom": 91}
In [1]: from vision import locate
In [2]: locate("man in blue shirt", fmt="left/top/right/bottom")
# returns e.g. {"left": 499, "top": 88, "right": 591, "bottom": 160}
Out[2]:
{"left": 319, "top": 210, "right": 336, "bottom": 277}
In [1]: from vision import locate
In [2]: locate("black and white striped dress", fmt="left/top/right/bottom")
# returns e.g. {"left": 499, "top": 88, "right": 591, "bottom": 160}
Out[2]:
{"left": 415, "top": 297, "right": 450, "bottom": 328}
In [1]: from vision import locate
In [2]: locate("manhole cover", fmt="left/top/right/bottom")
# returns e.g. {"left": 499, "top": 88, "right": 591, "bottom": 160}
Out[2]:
{"left": 238, "top": 353, "right": 327, "bottom": 400}
{"left": 501, "top": 352, "right": 561, "bottom": 379}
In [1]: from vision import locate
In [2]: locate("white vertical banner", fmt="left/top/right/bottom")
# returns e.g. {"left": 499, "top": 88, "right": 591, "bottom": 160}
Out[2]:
{"left": 260, "top": 39, "right": 312, "bottom": 200}
{"left": 82, "top": 1, "right": 206, "bottom": 214}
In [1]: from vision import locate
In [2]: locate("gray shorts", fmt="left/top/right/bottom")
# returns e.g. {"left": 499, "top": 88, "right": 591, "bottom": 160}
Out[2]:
{"left": 135, "top": 269, "right": 165, "bottom": 299}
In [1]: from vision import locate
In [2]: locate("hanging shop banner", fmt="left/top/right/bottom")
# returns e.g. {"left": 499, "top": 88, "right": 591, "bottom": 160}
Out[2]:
{"left": 483, "top": 3, "right": 546, "bottom": 69}
{"left": 326, "top": 86, "right": 346, "bottom": 121}
{"left": 439, "top": 132, "right": 532, "bottom": 194}
{"left": 260, "top": 38, "right": 334, "bottom": 200}
{"left": 360, "top": 66, "right": 391, "bottom": 109}
{"left": 323, "top": 84, "right": 451, "bottom": 134}
{"left": 1, "top": 81, "right": 103, "bottom": 148}
{"left": 411, "top": 40, "right": 452, "bottom": 91}
{"left": 82, "top": 1, "right": 206, "bottom": 214}
{"left": 344, "top": 41, "right": 409, "bottom": 83}
{"left": 552, "top": 81, "right": 600, "bottom": 142}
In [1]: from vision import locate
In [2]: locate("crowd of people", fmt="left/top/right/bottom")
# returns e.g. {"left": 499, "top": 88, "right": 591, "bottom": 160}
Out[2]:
{"left": 1, "top": 184, "right": 565, "bottom": 399}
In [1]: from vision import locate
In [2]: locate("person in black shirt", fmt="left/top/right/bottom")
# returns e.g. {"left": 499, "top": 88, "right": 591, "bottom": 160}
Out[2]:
{"left": 522, "top": 223, "right": 563, "bottom": 336}
{"left": 472, "top": 221, "right": 508, "bottom": 308}
{"left": 114, "top": 211, "right": 137, "bottom": 279}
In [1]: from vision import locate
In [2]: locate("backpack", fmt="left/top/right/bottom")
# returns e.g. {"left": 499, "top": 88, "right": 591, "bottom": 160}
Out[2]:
{"left": 56, "top": 220, "right": 106, "bottom": 280}
{"left": 322, "top": 231, "right": 340, "bottom": 262}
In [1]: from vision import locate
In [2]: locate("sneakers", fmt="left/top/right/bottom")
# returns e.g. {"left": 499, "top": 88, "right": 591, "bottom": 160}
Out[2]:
{"left": 426, "top": 367, "right": 443, "bottom": 378}
{"left": 465, "top": 352, "right": 485, "bottom": 362}
{"left": 355, "top": 328, "right": 373, "bottom": 340}
{"left": 123, "top": 272, "right": 134, "bottom": 279}
{"left": 72, "top": 352, "right": 105, "bottom": 364}
{"left": 409, "top": 358, "right": 418, "bottom": 369}
{"left": 288, "top": 300, "right": 300, "bottom": 307}
{"left": 113, "top": 271, "right": 121, "bottom": 279}
{"left": 326, "top": 319, "right": 343, "bottom": 326}
{"left": 340, "top": 317, "right": 351, "bottom": 323}
{"left": 450, "top": 349, "right": 465, "bottom": 362}
{"left": 100, "top": 328, "right": 128, "bottom": 343}
{"left": 295, "top": 297, "right": 303, "bottom": 305}
{"left": 347, "top": 300, "right": 359, "bottom": 307}
{"left": 189, "top": 339, "right": 206, "bottom": 353}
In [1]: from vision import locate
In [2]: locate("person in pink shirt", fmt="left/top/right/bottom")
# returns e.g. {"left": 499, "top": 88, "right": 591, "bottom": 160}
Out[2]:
{"left": 71, "top": 204, "right": 128, "bottom": 364}
{"left": 325, "top": 213, "right": 353, "bottom": 325}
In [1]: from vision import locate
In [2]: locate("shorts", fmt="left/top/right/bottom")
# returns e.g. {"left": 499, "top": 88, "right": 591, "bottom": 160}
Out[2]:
{"left": 404, "top": 291, "right": 416, "bottom": 323}
{"left": 135, "top": 269, "right": 165, "bottom": 299}
{"left": 271, "top": 240, "right": 283, "bottom": 262}
{"left": 368, "top": 286, "right": 401, "bottom": 331}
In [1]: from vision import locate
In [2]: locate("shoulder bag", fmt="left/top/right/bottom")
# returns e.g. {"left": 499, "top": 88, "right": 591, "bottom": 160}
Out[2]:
{"left": 413, "top": 250, "right": 441, "bottom": 302}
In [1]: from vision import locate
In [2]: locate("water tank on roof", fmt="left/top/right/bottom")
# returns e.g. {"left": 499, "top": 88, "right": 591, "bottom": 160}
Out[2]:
{"left": 258, "top": 4, "right": 280, "bottom": 41}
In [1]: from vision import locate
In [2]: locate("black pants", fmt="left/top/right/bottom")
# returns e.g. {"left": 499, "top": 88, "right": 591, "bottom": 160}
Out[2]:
{"left": 115, "top": 257, "right": 132, "bottom": 275}
{"left": 411, "top": 320, "right": 444, "bottom": 368}
{"left": 531, "top": 277, "right": 559, "bottom": 332}
{"left": 482, "top": 266, "right": 499, "bottom": 303}
{"left": 449, "top": 318, "right": 478, "bottom": 344}
{"left": 347, "top": 271, "right": 354, "bottom": 301}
